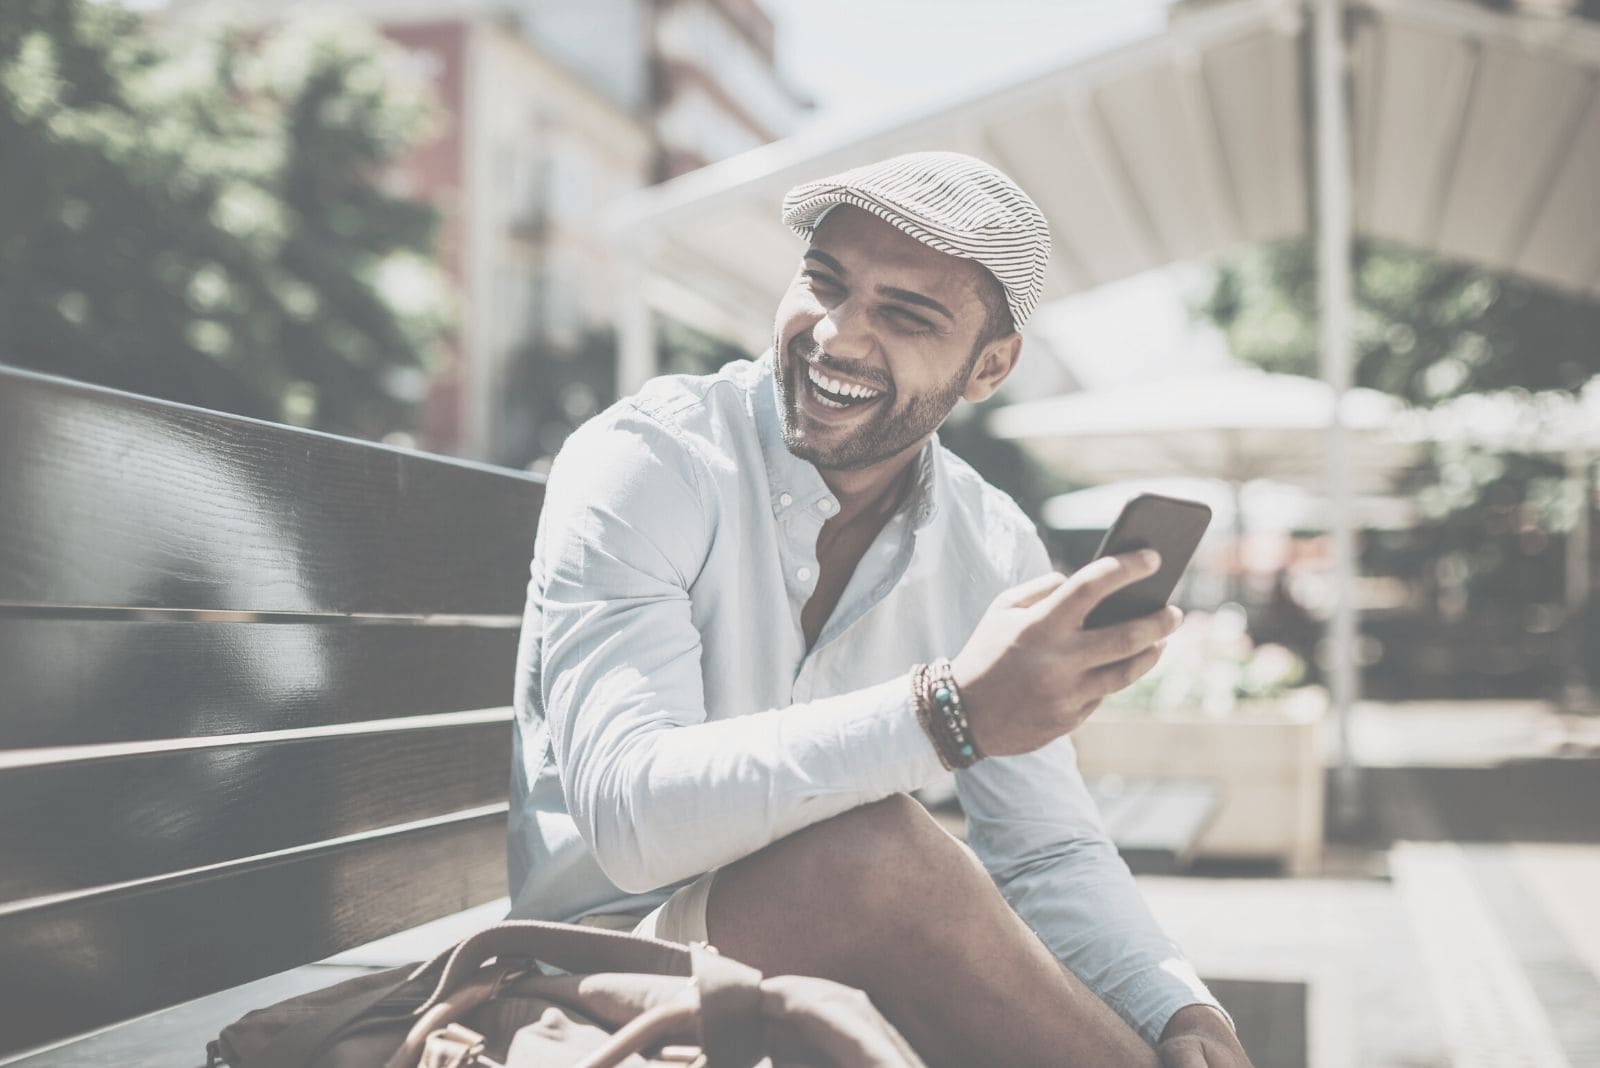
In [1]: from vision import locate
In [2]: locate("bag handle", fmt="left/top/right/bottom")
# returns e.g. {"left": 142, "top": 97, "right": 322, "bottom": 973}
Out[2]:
{"left": 422, "top": 927, "right": 765, "bottom": 1067}
{"left": 571, "top": 988, "right": 703, "bottom": 1068}
{"left": 415, "top": 921, "right": 693, "bottom": 1012}
{"left": 249, "top": 923, "right": 766, "bottom": 1068}
{"left": 558, "top": 948, "right": 764, "bottom": 1068}
{"left": 690, "top": 946, "right": 764, "bottom": 1068}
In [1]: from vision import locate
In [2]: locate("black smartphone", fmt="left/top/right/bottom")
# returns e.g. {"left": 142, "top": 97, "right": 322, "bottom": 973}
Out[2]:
{"left": 1082, "top": 493, "right": 1213, "bottom": 628}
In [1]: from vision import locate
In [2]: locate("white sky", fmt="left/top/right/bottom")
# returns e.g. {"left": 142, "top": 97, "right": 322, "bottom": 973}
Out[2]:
{"left": 764, "top": 0, "right": 1170, "bottom": 124}
{"left": 762, "top": 0, "right": 1237, "bottom": 389}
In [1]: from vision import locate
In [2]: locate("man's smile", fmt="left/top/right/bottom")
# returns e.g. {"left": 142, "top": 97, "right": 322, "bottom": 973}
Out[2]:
{"left": 806, "top": 362, "right": 885, "bottom": 404}
{"left": 787, "top": 339, "right": 892, "bottom": 425}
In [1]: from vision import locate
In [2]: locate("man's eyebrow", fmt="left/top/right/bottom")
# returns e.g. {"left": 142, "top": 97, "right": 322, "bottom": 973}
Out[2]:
{"left": 803, "top": 250, "right": 847, "bottom": 275}
{"left": 803, "top": 250, "right": 955, "bottom": 322}
{"left": 878, "top": 286, "right": 954, "bottom": 322}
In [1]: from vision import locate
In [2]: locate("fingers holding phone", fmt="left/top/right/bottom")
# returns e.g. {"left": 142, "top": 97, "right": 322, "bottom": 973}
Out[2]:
{"left": 951, "top": 496, "right": 1210, "bottom": 758}
{"left": 951, "top": 552, "right": 1182, "bottom": 756}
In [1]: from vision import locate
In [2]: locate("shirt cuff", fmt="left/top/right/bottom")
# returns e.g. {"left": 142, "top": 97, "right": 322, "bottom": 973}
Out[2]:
{"left": 1113, "top": 958, "right": 1235, "bottom": 1047}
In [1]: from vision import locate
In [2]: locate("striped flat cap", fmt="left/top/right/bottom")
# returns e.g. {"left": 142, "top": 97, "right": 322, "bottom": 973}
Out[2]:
{"left": 782, "top": 151, "right": 1052, "bottom": 327}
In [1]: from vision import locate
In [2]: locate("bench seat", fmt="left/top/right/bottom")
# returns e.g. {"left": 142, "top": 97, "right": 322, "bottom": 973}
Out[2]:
{"left": 0, "top": 901, "right": 513, "bottom": 1068}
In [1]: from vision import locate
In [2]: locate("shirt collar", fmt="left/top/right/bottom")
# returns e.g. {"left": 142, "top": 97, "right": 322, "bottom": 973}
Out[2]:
{"left": 752, "top": 351, "right": 941, "bottom": 532}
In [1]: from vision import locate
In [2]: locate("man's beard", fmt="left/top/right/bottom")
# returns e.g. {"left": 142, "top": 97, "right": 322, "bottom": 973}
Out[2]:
{"left": 775, "top": 336, "right": 977, "bottom": 472}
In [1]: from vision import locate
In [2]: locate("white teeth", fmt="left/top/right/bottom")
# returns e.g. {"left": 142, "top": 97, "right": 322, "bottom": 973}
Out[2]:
{"left": 807, "top": 364, "right": 882, "bottom": 402}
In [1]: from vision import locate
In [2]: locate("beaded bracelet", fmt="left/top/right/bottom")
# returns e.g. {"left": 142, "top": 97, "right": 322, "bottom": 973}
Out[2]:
{"left": 909, "top": 663, "right": 949, "bottom": 770}
{"left": 911, "top": 658, "right": 983, "bottom": 769}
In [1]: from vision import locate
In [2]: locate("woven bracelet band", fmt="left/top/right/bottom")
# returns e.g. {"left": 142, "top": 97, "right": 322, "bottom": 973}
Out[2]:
{"left": 911, "top": 658, "right": 983, "bottom": 770}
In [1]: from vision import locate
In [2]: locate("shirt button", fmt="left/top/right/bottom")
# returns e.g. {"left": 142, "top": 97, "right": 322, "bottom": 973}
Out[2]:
{"left": 779, "top": 493, "right": 793, "bottom": 507}
{"left": 818, "top": 498, "right": 835, "bottom": 514}
{"left": 797, "top": 567, "right": 813, "bottom": 582}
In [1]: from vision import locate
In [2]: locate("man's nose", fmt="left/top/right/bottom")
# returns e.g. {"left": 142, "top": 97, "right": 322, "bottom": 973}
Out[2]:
{"left": 810, "top": 299, "right": 873, "bottom": 362}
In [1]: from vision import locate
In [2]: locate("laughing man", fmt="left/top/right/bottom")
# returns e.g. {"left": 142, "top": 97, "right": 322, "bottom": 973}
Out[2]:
{"left": 509, "top": 152, "right": 1251, "bottom": 1068}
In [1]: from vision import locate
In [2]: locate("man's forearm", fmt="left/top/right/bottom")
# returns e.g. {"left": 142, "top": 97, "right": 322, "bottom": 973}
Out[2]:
{"left": 556, "top": 673, "right": 943, "bottom": 893}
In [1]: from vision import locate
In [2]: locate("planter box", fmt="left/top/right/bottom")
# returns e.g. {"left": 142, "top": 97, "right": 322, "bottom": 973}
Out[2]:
{"left": 1070, "top": 691, "right": 1328, "bottom": 875}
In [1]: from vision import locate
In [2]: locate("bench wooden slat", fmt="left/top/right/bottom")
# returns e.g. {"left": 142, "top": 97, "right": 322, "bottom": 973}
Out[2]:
{"left": 0, "top": 366, "right": 543, "bottom": 617}
{"left": 0, "top": 813, "right": 506, "bottom": 1055}
{"left": 0, "top": 618, "right": 518, "bottom": 749}
{"left": 0, "top": 720, "right": 511, "bottom": 903}
{"left": 1207, "top": 978, "right": 1309, "bottom": 1068}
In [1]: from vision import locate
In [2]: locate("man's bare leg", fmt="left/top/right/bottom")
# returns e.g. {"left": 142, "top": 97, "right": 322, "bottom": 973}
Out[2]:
{"left": 704, "top": 795, "right": 1160, "bottom": 1068}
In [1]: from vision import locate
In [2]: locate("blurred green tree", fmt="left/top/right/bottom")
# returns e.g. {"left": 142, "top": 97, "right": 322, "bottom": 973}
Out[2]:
{"left": 0, "top": 0, "right": 447, "bottom": 439}
{"left": 656, "top": 315, "right": 744, "bottom": 378}
{"left": 1198, "top": 237, "right": 1600, "bottom": 403}
{"left": 498, "top": 325, "right": 618, "bottom": 472}
{"left": 938, "top": 399, "right": 1067, "bottom": 526}
{"left": 1196, "top": 238, "right": 1600, "bottom": 697}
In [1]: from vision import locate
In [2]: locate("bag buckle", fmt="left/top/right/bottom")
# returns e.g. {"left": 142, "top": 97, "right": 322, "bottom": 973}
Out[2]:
{"left": 420, "top": 1022, "right": 503, "bottom": 1068}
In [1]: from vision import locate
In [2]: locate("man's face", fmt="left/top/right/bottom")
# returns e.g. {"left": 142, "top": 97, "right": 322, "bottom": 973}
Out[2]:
{"left": 772, "top": 206, "right": 1000, "bottom": 473}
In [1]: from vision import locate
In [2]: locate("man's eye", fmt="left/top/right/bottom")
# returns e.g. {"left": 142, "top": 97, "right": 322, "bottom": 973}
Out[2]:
{"left": 886, "top": 308, "right": 934, "bottom": 333}
{"left": 803, "top": 271, "right": 839, "bottom": 291}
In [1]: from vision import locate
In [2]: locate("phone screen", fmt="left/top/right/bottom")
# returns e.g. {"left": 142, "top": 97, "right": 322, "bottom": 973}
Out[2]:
{"left": 1082, "top": 493, "right": 1213, "bottom": 628}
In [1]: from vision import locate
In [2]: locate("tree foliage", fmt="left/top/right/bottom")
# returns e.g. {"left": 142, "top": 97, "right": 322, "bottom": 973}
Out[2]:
{"left": 0, "top": 0, "right": 447, "bottom": 439}
{"left": 1196, "top": 237, "right": 1600, "bottom": 697}
{"left": 1198, "top": 237, "right": 1600, "bottom": 405}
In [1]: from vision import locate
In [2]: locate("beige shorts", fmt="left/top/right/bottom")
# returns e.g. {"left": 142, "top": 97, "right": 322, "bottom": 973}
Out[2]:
{"left": 576, "top": 869, "right": 716, "bottom": 946}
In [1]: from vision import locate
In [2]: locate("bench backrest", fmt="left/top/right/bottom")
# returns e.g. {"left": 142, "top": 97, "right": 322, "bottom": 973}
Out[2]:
{"left": 0, "top": 366, "right": 543, "bottom": 1055}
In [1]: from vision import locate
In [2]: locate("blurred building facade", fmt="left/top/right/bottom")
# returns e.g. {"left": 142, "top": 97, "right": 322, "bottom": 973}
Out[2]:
{"left": 167, "top": 0, "right": 809, "bottom": 460}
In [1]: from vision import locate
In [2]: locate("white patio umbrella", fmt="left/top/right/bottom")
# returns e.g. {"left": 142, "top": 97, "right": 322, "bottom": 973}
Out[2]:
{"left": 988, "top": 366, "right": 1419, "bottom": 495}
{"left": 1041, "top": 476, "right": 1418, "bottom": 534}
{"left": 1041, "top": 476, "right": 1419, "bottom": 618}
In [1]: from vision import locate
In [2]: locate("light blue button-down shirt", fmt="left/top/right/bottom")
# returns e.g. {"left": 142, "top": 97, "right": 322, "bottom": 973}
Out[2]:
{"left": 508, "top": 353, "right": 1220, "bottom": 1042}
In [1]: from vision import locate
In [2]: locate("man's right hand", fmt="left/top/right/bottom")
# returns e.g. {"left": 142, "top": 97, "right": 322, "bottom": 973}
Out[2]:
{"left": 950, "top": 550, "right": 1184, "bottom": 758}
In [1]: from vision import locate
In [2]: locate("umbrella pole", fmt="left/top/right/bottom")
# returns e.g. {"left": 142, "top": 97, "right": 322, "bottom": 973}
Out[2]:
{"left": 1564, "top": 448, "right": 1595, "bottom": 711}
{"left": 1315, "top": 0, "right": 1363, "bottom": 837}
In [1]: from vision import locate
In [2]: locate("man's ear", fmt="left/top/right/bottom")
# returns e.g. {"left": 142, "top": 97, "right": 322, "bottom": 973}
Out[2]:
{"left": 963, "top": 333, "right": 1023, "bottom": 403}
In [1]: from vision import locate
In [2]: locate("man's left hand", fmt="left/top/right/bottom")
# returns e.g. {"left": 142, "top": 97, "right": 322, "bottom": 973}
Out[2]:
{"left": 1157, "top": 1005, "right": 1254, "bottom": 1067}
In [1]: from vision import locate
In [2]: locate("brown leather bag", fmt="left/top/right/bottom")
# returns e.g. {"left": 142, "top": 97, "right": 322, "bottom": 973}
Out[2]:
{"left": 206, "top": 920, "right": 927, "bottom": 1068}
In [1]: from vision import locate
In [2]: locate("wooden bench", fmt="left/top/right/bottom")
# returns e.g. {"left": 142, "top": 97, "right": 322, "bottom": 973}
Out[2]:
{"left": 0, "top": 366, "right": 543, "bottom": 1064}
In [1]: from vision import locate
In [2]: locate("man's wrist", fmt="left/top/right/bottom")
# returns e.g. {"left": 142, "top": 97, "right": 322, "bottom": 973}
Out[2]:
{"left": 910, "top": 658, "right": 982, "bottom": 769}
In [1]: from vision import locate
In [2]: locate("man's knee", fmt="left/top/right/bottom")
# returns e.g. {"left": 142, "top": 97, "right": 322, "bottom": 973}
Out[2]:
{"left": 781, "top": 794, "right": 983, "bottom": 906}
{"left": 708, "top": 795, "right": 998, "bottom": 980}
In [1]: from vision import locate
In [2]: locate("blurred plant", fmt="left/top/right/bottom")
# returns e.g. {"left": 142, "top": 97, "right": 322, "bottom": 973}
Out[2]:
{"left": 0, "top": 0, "right": 447, "bottom": 439}
{"left": 656, "top": 315, "right": 744, "bottom": 378}
{"left": 498, "top": 316, "right": 747, "bottom": 472}
{"left": 939, "top": 387, "right": 1073, "bottom": 526}
{"left": 1105, "top": 603, "right": 1309, "bottom": 717}
{"left": 1195, "top": 240, "right": 1600, "bottom": 699}
{"left": 1198, "top": 237, "right": 1600, "bottom": 404}
{"left": 498, "top": 324, "right": 617, "bottom": 472}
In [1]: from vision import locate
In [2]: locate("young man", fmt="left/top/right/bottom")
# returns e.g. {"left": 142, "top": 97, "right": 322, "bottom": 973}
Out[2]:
{"left": 509, "top": 152, "right": 1251, "bottom": 1067}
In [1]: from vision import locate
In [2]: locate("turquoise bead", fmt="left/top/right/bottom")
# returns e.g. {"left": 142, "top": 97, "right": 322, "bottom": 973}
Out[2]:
{"left": 934, "top": 687, "right": 952, "bottom": 704}
{"left": 960, "top": 744, "right": 975, "bottom": 757}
